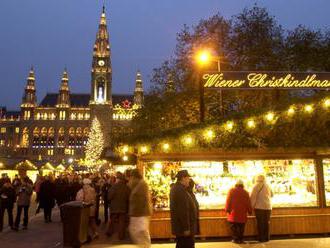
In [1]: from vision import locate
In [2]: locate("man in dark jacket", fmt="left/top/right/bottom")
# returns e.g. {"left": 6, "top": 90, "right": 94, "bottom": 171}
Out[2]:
{"left": 107, "top": 172, "right": 130, "bottom": 240}
{"left": 39, "top": 176, "right": 56, "bottom": 223}
{"left": 0, "top": 178, "right": 16, "bottom": 231}
{"left": 170, "top": 170, "right": 197, "bottom": 248}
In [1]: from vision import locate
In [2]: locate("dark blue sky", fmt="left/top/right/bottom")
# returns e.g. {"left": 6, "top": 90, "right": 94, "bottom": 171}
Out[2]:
{"left": 0, "top": 0, "right": 329, "bottom": 110}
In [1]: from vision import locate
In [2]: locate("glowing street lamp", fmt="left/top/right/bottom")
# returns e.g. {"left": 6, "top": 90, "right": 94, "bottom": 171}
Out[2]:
{"left": 197, "top": 51, "right": 211, "bottom": 66}
{"left": 195, "top": 49, "right": 221, "bottom": 122}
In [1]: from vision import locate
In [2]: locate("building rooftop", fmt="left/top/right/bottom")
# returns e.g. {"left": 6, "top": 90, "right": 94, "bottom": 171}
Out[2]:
{"left": 39, "top": 93, "right": 134, "bottom": 108}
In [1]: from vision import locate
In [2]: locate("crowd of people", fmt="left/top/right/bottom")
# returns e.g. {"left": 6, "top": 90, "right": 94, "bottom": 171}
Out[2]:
{"left": 0, "top": 169, "right": 272, "bottom": 248}
{"left": 0, "top": 169, "right": 153, "bottom": 247}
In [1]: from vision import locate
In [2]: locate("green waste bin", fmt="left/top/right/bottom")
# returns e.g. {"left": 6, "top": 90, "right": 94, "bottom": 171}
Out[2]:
{"left": 60, "top": 201, "right": 91, "bottom": 248}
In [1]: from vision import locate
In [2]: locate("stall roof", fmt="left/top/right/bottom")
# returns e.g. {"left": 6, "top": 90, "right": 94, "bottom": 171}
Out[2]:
{"left": 15, "top": 160, "right": 37, "bottom": 170}
{"left": 40, "top": 162, "right": 56, "bottom": 171}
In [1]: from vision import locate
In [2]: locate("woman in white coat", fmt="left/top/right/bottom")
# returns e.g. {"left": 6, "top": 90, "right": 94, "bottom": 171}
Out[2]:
{"left": 250, "top": 175, "right": 272, "bottom": 242}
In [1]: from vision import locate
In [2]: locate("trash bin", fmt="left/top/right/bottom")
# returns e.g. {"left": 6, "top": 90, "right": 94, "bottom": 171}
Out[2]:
{"left": 60, "top": 201, "right": 91, "bottom": 248}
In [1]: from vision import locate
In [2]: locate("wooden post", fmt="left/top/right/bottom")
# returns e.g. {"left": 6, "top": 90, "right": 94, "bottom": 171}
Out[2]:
{"left": 315, "top": 157, "right": 326, "bottom": 208}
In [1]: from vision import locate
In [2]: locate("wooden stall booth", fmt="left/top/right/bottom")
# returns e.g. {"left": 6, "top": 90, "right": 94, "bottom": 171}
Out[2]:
{"left": 137, "top": 148, "right": 330, "bottom": 239}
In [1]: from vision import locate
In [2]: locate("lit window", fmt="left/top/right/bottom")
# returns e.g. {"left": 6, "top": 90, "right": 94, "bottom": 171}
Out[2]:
{"left": 47, "top": 149, "right": 54, "bottom": 156}
{"left": 0, "top": 127, "right": 6, "bottom": 133}
{"left": 0, "top": 140, "right": 4, "bottom": 146}
{"left": 15, "top": 127, "right": 20, "bottom": 133}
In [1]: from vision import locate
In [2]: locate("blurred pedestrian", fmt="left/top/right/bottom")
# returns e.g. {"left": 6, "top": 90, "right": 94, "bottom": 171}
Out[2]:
{"left": 250, "top": 175, "right": 273, "bottom": 242}
{"left": 107, "top": 172, "right": 130, "bottom": 240}
{"left": 39, "top": 176, "right": 56, "bottom": 223}
{"left": 0, "top": 178, "right": 16, "bottom": 231}
{"left": 101, "top": 175, "right": 112, "bottom": 223}
{"left": 128, "top": 169, "right": 152, "bottom": 248}
{"left": 76, "top": 178, "right": 98, "bottom": 240}
{"left": 170, "top": 170, "right": 197, "bottom": 248}
{"left": 225, "top": 179, "right": 252, "bottom": 244}
{"left": 13, "top": 177, "right": 33, "bottom": 231}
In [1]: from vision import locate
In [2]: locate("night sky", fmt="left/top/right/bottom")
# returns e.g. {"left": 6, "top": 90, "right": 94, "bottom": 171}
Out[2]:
{"left": 0, "top": 0, "right": 329, "bottom": 110}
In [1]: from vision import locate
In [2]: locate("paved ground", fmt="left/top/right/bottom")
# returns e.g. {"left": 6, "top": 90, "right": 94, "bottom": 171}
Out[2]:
{"left": 1, "top": 207, "right": 330, "bottom": 248}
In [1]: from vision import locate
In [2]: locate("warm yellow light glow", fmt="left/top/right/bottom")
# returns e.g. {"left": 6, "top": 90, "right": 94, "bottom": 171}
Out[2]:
{"left": 204, "top": 129, "right": 215, "bottom": 140}
{"left": 287, "top": 106, "right": 295, "bottom": 116}
{"left": 183, "top": 135, "right": 193, "bottom": 145}
{"left": 323, "top": 98, "right": 330, "bottom": 108}
{"left": 225, "top": 121, "right": 234, "bottom": 131}
{"left": 122, "top": 145, "right": 129, "bottom": 153}
{"left": 197, "top": 50, "right": 211, "bottom": 65}
{"left": 247, "top": 119, "right": 256, "bottom": 129}
{"left": 153, "top": 162, "right": 163, "bottom": 170}
{"left": 140, "top": 146, "right": 148, "bottom": 154}
{"left": 123, "top": 155, "right": 128, "bottom": 161}
{"left": 304, "top": 104, "right": 314, "bottom": 113}
{"left": 162, "top": 143, "right": 170, "bottom": 151}
{"left": 265, "top": 112, "right": 275, "bottom": 122}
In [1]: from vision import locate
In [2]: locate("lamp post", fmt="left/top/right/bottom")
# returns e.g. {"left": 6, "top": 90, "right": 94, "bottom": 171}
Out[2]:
{"left": 196, "top": 50, "right": 222, "bottom": 122}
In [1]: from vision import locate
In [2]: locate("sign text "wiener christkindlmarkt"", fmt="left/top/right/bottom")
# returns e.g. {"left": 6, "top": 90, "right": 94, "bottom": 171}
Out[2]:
{"left": 202, "top": 72, "right": 330, "bottom": 89}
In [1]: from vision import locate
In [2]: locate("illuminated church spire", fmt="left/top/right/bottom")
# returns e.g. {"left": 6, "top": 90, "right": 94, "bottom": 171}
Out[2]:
{"left": 21, "top": 66, "right": 37, "bottom": 119}
{"left": 57, "top": 68, "right": 70, "bottom": 107}
{"left": 134, "top": 70, "right": 144, "bottom": 106}
{"left": 91, "top": 5, "right": 112, "bottom": 104}
{"left": 90, "top": 5, "right": 112, "bottom": 148}
{"left": 22, "top": 66, "right": 37, "bottom": 106}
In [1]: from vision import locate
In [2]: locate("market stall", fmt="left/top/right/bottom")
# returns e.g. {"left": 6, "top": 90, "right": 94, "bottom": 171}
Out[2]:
{"left": 40, "top": 162, "right": 56, "bottom": 176}
{"left": 137, "top": 149, "right": 330, "bottom": 238}
{"left": 15, "top": 159, "right": 38, "bottom": 182}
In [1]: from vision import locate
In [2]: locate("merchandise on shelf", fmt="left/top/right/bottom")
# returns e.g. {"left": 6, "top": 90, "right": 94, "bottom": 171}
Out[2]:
{"left": 144, "top": 159, "right": 318, "bottom": 210}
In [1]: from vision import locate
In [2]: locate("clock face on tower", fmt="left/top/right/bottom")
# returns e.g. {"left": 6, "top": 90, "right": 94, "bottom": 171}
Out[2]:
{"left": 98, "top": 60, "right": 105, "bottom": 66}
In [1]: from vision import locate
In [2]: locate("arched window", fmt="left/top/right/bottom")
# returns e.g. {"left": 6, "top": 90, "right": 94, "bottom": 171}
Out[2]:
{"left": 21, "top": 127, "right": 29, "bottom": 148}
{"left": 47, "top": 127, "right": 55, "bottom": 147}
{"left": 33, "top": 127, "right": 40, "bottom": 147}
{"left": 58, "top": 127, "right": 65, "bottom": 147}
{"left": 70, "top": 113, "right": 76, "bottom": 120}
{"left": 96, "top": 77, "right": 106, "bottom": 103}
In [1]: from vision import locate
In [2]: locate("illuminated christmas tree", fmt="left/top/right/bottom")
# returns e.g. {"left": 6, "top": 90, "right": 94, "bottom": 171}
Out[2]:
{"left": 85, "top": 117, "right": 104, "bottom": 166}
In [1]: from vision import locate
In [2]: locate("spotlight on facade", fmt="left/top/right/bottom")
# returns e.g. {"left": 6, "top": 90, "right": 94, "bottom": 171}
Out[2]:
{"left": 265, "top": 112, "right": 275, "bottom": 122}
{"left": 287, "top": 106, "right": 295, "bottom": 116}
{"left": 122, "top": 145, "right": 129, "bottom": 153}
{"left": 247, "top": 119, "right": 256, "bottom": 129}
{"left": 304, "top": 104, "right": 314, "bottom": 113}
{"left": 140, "top": 146, "right": 148, "bottom": 154}
{"left": 323, "top": 99, "right": 330, "bottom": 108}
{"left": 204, "top": 129, "right": 215, "bottom": 140}
{"left": 68, "top": 158, "right": 73, "bottom": 163}
{"left": 183, "top": 135, "right": 193, "bottom": 146}
{"left": 225, "top": 121, "right": 234, "bottom": 131}
{"left": 162, "top": 143, "right": 170, "bottom": 151}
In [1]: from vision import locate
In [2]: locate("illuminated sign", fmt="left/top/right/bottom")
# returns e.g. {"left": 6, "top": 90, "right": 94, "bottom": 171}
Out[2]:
{"left": 202, "top": 72, "right": 330, "bottom": 89}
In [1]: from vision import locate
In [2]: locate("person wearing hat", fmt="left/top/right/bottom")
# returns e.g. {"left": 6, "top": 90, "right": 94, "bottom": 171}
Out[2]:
{"left": 128, "top": 169, "right": 153, "bottom": 248}
{"left": 170, "top": 170, "right": 197, "bottom": 248}
{"left": 225, "top": 179, "right": 252, "bottom": 244}
{"left": 76, "top": 177, "right": 98, "bottom": 239}
{"left": 107, "top": 171, "right": 130, "bottom": 240}
{"left": 250, "top": 174, "right": 273, "bottom": 242}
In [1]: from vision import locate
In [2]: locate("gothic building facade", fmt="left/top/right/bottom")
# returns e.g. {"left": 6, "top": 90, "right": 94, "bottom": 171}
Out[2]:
{"left": 0, "top": 8, "right": 143, "bottom": 162}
